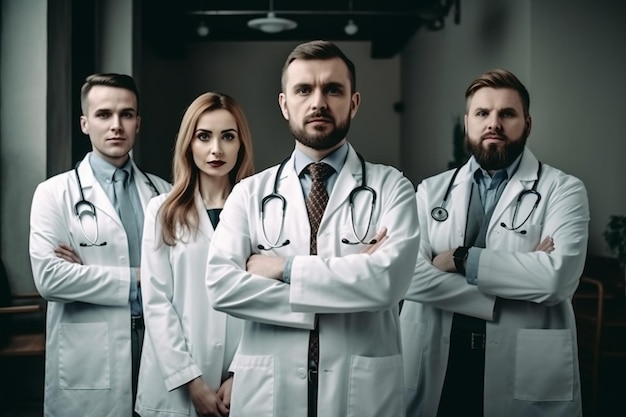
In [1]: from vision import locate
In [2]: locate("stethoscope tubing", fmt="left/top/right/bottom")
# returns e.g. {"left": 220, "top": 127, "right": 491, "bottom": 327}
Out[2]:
{"left": 259, "top": 153, "right": 377, "bottom": 250}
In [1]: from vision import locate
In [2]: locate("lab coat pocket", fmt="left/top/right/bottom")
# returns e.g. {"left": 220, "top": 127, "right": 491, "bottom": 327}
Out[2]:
{"left": 400, "top": 320, "right": 425, "bottom": 390}
{"left": 347, "top": 354, "right": 404, "bottom": 417}
{"left": 59, "top": 322, "right": 110, "bottom": 389}
{"left": 514, "top": 329, "right": 573, "bottom": 401}
{"left": 230, "top": 354, "right": 274, "bottom": 417}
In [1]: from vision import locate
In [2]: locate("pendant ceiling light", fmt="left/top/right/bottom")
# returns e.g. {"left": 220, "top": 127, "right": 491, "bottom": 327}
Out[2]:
{"left": 247, "top": 0, "right": 297, "bottom": 33}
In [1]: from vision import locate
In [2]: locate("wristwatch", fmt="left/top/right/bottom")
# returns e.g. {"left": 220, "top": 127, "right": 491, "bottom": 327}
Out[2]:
{"left": 453, "top": 246, "right": 470, "bottom": 275}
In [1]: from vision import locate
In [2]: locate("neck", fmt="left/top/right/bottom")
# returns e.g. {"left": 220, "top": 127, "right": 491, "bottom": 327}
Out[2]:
{"left": 198, "top": 173, "right": 231, "bottom": 209}
{"left": 295, "top": 139, "right": 345, "bottom": 162}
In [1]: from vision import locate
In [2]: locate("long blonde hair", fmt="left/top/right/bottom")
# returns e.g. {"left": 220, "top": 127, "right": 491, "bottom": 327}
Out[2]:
{"left": 160, "top": 92, "right": 255, "bottom": 245}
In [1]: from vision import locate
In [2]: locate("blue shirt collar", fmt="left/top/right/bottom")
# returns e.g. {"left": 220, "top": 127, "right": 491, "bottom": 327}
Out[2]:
{"left": 469, "top": 152, "right": 523, "bottom": 184}
{"left": 294, "top": 142, "right": 349, "bottom": 177}
{"left": 89, "top": 152, "right": 133, "bottom": 183}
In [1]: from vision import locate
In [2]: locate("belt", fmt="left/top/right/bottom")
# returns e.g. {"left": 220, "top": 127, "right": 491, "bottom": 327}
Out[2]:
{"left": 131, "top": 315, "right": 144, "bottom": 330}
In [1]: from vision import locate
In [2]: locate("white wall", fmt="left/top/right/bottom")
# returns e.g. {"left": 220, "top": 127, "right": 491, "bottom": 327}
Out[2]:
{"left": 401, "top": 0, "right": 626, "bottom": 257}
{"left": 1, "top": 0, "right": 47, "bottom": 292}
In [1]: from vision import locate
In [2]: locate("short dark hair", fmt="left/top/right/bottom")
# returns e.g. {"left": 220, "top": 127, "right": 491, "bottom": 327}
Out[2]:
{"left": 465, "top": 69, "right": 530, "bottom": 116}
{"left": 281, "top": 40, "right": 356, "bottom": 93}
{"left": 80, "top": 73, "right": 140, "bottom": 114}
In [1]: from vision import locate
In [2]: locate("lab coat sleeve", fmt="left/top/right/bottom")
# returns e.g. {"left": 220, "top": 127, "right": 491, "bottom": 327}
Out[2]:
{"left": 141, "top": 197, "right": 202, "bottom": 392}
{"left": 289, "top": 169, "right": 420, "bottom": 313}
{"left": 477, "top": 174, "right": 589, "bottom": 305}
{"left": 400, "top": 180, "right": 496, "bottom": 320}
{"left": 206, "top": 181, "right": 316, "bottom": 330}
{"left": 29, "top": 179, "right": 130, "bottom": 306}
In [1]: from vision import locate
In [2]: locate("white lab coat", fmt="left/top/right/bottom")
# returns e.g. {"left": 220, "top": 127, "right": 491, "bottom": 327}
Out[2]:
{"left": 135, "top": 192, "right": 241, "bottom": 417}
{"left": 205, "top": 145, "right": 420, "bottom": 417}
{"left": 29, "top": 154, "right": 171, "bottom": 417}
{"left": 400, "top": 149, "right": 589, "bottom": 417}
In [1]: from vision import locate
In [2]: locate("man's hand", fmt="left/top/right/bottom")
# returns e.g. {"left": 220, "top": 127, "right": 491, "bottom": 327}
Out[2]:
{"left": 187, "top": 377, "right": 228, "bottom": 417}
{"left": 54, "top": 244, "right": 83, "bottom": 264}
{"left": 361, "top": 227, "right": 388, "bottom": 255}
{"left": 217, "top": 375, "right": 234, "bottom": 415}
{"left": 535, "top": 236, "right": 554, "bottom": 253}
{"left": 246, "top": 254, "right": 285, "bottom": 280}
{"left": 432, "top": 249, "right": 456, "bottom": 273}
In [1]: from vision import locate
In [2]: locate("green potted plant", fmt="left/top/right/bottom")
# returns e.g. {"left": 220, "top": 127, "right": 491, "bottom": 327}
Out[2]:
{"left": 604, "top": 215, "right": 626, "bottom": 268}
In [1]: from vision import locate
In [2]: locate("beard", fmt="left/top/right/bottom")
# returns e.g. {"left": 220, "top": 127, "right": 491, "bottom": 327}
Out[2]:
{"left": 465, "top": 128, "right": 529, "bottom": 171}
{"left": 289, "top": 110, "right": 351, "bottom": 151}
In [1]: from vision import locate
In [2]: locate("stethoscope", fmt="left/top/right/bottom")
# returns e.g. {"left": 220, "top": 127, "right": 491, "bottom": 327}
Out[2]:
{"left": 258, "top": 153, "right": 377, "bottom": 250}
{"left": 74, "top": 163, "right": 160, "bottom": 247}
{"left": 431, "top": 161, "right": 542, "bottom": 235}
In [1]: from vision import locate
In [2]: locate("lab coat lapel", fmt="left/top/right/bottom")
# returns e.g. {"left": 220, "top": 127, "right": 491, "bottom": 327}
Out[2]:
{"left": 131, "top": 160, "right": 158, "bottom": 207}
{"left": 322, "top": 145, "right": 359, "bottom": 226}
{"left": 280, "top": 155, "right": 310, "bottom": 249}
{"left": 490, "top": 148, "right": 539, "bottom": 228}
{"left": 76, "top": 155, "right": 123, "bottom": 228}
{"left": 194, "top": 191, "right": 215, "bottom": 240}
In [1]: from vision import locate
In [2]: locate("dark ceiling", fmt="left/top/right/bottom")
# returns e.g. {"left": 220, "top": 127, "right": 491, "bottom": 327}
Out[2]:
{"left": 142, "top": 0, "right": 461, "bottom": 59}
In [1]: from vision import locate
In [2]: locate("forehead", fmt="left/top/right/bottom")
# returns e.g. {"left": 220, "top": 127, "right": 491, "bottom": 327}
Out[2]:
{"left": 197, "top": 109, "right": 236, "bottom": 128}
{"left": 284, "top": 57, "right": 350, "bottom": 88}
{"left": 467, "top": 87, "right": 523, "bottom": 111}
{"left": 85, "top": 86, "right": 137, "bottom": 111}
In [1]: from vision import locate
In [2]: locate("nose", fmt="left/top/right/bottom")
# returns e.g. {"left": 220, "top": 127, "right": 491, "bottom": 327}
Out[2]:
{"left": 310, "top": 89, "right": 327, "bottom": 111}
{"left": 110, "top": 115, "right": 123, "bottom": 132}
{"left": 210, "top": 139, "right": 223, "bottom": 156}
{"left": 486, "top": 113, "right": 501, "bottom": 131}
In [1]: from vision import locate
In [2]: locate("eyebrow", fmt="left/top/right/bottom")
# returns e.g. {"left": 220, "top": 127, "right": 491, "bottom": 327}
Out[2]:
{"left": 195, "top": 128, "right": 238, "bottom": 134}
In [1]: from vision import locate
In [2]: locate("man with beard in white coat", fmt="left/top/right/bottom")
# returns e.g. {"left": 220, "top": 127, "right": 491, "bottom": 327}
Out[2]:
{"left": 400, "top": 69, "right": 589, "bottom": 417}
{"left": 205, "top": 40, "right": 419, "bottom": 417}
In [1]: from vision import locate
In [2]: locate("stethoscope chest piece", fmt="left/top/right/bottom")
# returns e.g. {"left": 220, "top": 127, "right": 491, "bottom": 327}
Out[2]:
{"left": 431, "top": 206, "right": 449, "bottom": 222}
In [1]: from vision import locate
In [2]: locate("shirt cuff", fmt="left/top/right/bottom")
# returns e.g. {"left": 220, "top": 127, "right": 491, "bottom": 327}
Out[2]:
{"left": 465, "top": 247, "right": 482, "bottom": 286}
{"left": 129, "top": 268, "right": 138, "bottom": 301}
{"left": 283, "top": 256, "right": 294, "bottom": 284}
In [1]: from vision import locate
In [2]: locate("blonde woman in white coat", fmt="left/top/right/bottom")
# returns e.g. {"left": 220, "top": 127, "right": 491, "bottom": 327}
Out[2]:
{"left": 135, "top": 92, "right": 255, "bottom": 417}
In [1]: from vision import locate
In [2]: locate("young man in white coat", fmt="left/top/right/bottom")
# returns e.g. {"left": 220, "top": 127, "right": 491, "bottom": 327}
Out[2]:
{"left": 400, "top": 69, "right": 589, "bottom": 417}
{"left": 29, "top": 73, "right": 171, "bottom": 417}
{"left": 205, "top": 40, "right": 420, "bottom": 417}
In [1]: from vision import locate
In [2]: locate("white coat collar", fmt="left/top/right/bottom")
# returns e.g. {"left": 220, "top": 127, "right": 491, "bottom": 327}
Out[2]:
{"left": 194, "top": 190, "right": 215, "bottom": 240}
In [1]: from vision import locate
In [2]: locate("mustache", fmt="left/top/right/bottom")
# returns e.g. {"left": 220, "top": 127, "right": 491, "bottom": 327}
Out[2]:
{"left": 306, "top": 109, "right": 334, "bottom": 122}
{"left": 481, "top": 132, "right": 507, "bottom": 141}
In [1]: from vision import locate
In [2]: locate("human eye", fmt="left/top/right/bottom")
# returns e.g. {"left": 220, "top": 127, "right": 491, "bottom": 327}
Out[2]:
{"left": 95, "top": 111, "right": 110, "bottom": 119}
{"left": 196, "top": 131, "right": 210, "bottom": 141}
{"left": 222, "top": 132, "right": 237, "bottom": 141}
{"left": 295, "top": 85, "right": 311, "bottom": 95}
{"left": 325, "top": 84, "right": 344, "bottom": 96}
{"left": 475, "top": 110, "right": 488, "bottom": 117}
{"left": 500, "top": 110, "right": 516, "bottom": 118}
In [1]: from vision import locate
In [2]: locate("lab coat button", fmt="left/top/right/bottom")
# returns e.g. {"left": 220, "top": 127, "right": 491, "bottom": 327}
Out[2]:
{"left": 297, "top": 368, "right": 307, "bottom": 379}
{"left": 215, "top": 342, "right": 223, "bottom": 350}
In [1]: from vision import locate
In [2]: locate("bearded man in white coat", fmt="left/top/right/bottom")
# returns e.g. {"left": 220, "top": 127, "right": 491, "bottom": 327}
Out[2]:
{"left": 400, "top": 69, "right": 589, "bottom": 417}
{"left": 205, "top": 40, "right": 419, "bottom": 417}
{"left": 29, "top": 73, "right": 171, "bottom": 417}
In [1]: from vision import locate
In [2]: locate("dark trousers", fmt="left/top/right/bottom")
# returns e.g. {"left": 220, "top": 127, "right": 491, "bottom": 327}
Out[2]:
{"left": 131, "top": 316, "right": 144, "bottom": 417}
{"left": 437, "top": 314, "right": 485, "bottom": 417}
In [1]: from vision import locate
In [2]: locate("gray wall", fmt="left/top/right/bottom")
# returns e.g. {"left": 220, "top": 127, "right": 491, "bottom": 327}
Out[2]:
{"left": 2, "top": 0, "right": 625, "bottom": 292}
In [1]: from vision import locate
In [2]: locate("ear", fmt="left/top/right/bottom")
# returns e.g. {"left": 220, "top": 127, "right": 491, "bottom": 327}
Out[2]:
{"left": 463, "top": 114, "right": 468, "bottom": 133}
{"left": 349, "top": 92, "right": 361, "bottom": 119}
{"left": 278, "top": 93, "right": 289, "bottom": 121}
{"left": 525, "top": 115, "right": 532, "bottom": 136}
{"left": 80, "top": 115, "right": 89, "bottom": 135}
{"left": 136, "top": 115, "right": 141, "bottom": 134}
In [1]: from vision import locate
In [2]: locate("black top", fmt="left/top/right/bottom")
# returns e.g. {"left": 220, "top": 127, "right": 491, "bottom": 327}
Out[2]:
{"left": 207, "top": 208, "right": 222, "bottom": 229}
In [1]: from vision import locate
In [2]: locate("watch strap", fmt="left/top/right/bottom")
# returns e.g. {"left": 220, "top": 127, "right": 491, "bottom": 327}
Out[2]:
{"left": 453, "top": 246, "right": 470, "bottom": 275}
